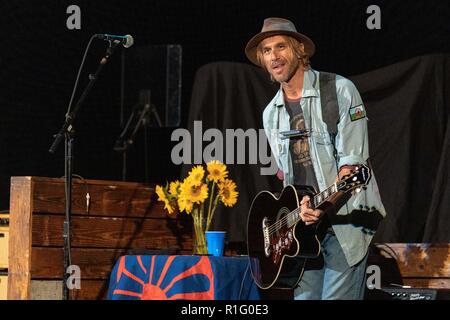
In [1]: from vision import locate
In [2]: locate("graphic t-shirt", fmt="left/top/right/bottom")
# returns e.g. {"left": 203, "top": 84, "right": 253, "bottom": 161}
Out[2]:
{"left": 284, "top": 98, "right": 319, "bottom": 192}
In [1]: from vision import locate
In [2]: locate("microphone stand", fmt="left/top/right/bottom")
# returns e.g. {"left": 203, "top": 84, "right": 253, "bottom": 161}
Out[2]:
{"left": 49, "top": 41, "right": 120, "bottom": 300}
{"left": 114, "top": 98, "right": 162, "bottom": 181}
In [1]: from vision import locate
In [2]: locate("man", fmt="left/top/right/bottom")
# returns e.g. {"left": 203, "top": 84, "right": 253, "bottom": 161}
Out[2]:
{"left": 245, "top": 17, "right": 386, "bottom": 299}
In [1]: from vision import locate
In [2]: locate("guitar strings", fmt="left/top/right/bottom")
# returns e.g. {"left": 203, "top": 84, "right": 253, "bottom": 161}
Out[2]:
{"left": 265, "top": 172, "right": 363, "bottom": 236}
{"left": 267, "top": 206, "right": 301, "bottom": 235}
{"left": 266, "top": 188, "right": 330, "bottom": 235}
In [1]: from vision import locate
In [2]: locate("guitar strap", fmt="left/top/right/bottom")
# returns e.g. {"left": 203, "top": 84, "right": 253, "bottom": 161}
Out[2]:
{"left": 319, "top": 72, "right": 354, "bottom": 220}
{"left": 276, "top": 71, "right": 339, "bottom": 160}
{"left": 319, "top": 72, "right": 339, "bottom": 161}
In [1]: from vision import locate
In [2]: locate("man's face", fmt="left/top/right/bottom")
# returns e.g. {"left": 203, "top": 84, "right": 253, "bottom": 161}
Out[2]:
{"left": 260, "top": 35, "right": 300, "bottom": 83}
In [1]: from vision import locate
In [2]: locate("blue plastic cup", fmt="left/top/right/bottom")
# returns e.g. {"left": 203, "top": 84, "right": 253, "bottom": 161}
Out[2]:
{"left": 205, "top": 231, "right": 226, "bottom": 256}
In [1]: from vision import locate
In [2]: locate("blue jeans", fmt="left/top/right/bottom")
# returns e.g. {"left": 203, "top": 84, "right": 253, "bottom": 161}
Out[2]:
{"left": 294, "top": 232, "right": 368, "bottom": 300}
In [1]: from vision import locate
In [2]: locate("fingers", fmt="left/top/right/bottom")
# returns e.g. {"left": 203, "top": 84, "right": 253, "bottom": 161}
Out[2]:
{"left": 338, "top": 165, "right": 358, "bottom": 180}
{"left": 300, "top": 196, "right": 311, "bottom": 213}
{"left": 300, "top": 213, "right": 317, "bottom": 225}
{"left": 300, "top": 208, "right": 320, "bottom": 224}
{"left": 300, "top": 195, "right": 310, "bottom": 206}
{"left": 299, "top": 196, "right": 323, "bottom": 225}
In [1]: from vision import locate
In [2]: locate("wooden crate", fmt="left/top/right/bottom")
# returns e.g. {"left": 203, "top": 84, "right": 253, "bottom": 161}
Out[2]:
{"left": 7, "top": 176, "right": 193, "bottom": 300}
{"left": 373, "top": 243, "right": 450, "bottom": 289}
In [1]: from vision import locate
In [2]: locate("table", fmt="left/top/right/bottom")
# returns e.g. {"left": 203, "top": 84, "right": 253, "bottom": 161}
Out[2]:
{"left": 107, "top": 255, "right": 260, "bottom": 300}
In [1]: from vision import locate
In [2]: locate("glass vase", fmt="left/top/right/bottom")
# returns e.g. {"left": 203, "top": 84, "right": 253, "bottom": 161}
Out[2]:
{"left": 192, "top": 207, "right": 208, "bottom": 255}
{"left": 193, "top": 229, "right": 208, "bottom": 255}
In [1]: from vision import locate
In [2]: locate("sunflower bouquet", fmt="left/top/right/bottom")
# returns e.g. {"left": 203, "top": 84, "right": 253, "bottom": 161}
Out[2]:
{"left": 155, "top": 160, "right": 238, "bottom": 254}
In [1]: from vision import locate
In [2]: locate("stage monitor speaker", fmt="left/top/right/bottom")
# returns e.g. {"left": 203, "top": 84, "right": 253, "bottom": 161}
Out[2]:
{"left": 366, "top": 287, "right": 450, "bottom": 300}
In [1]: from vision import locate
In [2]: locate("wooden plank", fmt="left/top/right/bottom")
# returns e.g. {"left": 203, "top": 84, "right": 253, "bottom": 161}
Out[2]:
{"left": 30, "top": 247, "right": 192, "bottom": 279}
{"left": 31, "top": 247, "right": 127, "bottom": 279}
{"left": 8, "top": 176, "right": 196, "bottom": 300}
{"left": 30, "top": 279, "right": 108, "bottom": 300}
{"left": 31, "top": 177, "right": 177, "bottom": 218}
{"left": 8, "top": 177, "right": 33, "bottom": 299}
{"left": 69, "top": 279, "right": 108, "bottom": 300}
{"left": 31, "top": 215, "right": 193, "bottom": 249}
{"left": 375, "top": 243, "right": 450, "bottom": 277}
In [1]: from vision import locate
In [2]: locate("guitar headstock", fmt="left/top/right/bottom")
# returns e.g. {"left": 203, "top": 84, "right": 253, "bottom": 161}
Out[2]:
{"left": 338, "top": 164, "right": 372, "bottom": 193}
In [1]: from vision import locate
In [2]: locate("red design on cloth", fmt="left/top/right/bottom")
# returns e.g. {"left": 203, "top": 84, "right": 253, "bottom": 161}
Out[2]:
{"left": 112, "top": 255, "right": 215, "bottom": 300}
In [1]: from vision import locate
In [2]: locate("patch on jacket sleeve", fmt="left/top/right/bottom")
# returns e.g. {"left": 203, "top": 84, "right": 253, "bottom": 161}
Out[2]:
{"left": 349, "top": 104, "right": 366, "bottom": 121}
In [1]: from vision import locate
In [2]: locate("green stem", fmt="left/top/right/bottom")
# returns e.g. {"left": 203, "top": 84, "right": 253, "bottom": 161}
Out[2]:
{"left": 206, "top": 194, "right": 220, "bottom": 231}
{"left": 200, "top": 202, "right": 205, "bottom": 232}
{"left": 192, "top": 207, "right": 198, "bottom": 235}
{"left": 192, "top": 207, "right": 207, "bottom": 254}
{"left": 206, "top": 182, "right": 215, "bottom": 231}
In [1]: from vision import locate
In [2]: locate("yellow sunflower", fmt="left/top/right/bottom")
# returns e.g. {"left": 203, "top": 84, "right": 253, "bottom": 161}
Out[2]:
{"left": 218, "top": 179, "right": 238, "bottom": 207}
{"left": 177, "top": 194, "right": 194, "bottom": 214}
{"left": 169, "top": 180, "right": 180, "bottom": 197}
{"left": 155, "top": 185, "right": 175, "bottom": 214}
{"left": 206, "top": 160, "right": 228, "bottom": 183}
{"left": 187, "top": 165, "right": 205, "bottom": 186}
{"left": 180, "top": 179, "right": 209, "bottom": 204}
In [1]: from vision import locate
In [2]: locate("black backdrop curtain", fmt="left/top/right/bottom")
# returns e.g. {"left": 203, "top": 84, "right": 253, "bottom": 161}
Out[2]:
{"left": 183, "top": 53, "right": 450, "bottom": 245}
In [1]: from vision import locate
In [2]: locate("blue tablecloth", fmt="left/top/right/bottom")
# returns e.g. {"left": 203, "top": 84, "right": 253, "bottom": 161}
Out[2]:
{"left": 107, "top": 255, "right": 260, "bottom": 300}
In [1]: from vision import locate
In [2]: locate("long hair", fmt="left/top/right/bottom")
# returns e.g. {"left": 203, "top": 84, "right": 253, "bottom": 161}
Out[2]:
{"left": 256, "top": 35, "right": 311, "bottom": 71}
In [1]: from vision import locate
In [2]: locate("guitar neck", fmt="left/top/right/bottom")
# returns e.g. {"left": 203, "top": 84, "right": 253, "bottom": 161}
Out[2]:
{"left": 311, "top": 183, "right": 339, "bottom": 209}
{"left": 289, "top": 183, "right": 339, "bottom": 228}
{"left": 282, "top": 165, "right": 370, "bottom": 230}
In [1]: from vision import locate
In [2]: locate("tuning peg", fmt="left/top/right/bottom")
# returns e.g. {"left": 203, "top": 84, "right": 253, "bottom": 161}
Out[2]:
{"left": 355, "top": 188, "right": 361, "bottom": 193}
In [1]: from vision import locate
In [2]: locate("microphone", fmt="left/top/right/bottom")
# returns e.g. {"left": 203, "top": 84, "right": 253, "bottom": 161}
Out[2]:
{"left": 96, "top": 34, "right": 134, "bottom": 48}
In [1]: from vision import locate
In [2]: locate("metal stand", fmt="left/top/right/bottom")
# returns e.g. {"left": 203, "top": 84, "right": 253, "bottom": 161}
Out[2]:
{"left": 49, "top": 41, "right": 120, "bottom": 300}
{"left": 114, "top": 89, "right": 162, "bottom": 181}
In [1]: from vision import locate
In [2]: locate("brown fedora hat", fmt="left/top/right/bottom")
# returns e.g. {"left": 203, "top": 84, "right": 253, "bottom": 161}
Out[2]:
{"left": 245, "top": 17, "right": 315, "bottom": 67}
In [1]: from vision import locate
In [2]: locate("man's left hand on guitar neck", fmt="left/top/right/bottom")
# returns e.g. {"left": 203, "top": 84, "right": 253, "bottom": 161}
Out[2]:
{"left": 299, "top": 195, "right": 324, "bottom": 225}
{"left": 299, "top": 165, "right": 358, "bottom": 225}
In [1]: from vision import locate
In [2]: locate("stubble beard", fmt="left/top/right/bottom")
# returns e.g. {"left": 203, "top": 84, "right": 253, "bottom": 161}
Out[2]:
{"left": 271, "top": 58, "right": 301, "bottom": 84}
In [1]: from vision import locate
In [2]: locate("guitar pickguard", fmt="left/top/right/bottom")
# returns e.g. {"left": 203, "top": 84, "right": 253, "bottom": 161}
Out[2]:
{"left": 270, "top": 226, "right": 295, "bottom": 264}
{"left": 262, "top": 206, "right": 297, "bottom": 265}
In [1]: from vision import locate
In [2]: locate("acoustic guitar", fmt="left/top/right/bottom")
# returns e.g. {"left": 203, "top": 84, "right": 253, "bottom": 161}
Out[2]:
{"left": 247, "top": 164, "right": 371, "bottom": 289}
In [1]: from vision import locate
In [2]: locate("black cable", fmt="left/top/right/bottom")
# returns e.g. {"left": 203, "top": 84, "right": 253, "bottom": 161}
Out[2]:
{"left": 59, "top": 34, "right": 97, "bottom": 299}
{"left": 374, "top": 242, "right": 399, "bottom": 260}
{"left": 63, "top": 35, "right": 96, "bottom": 268}
{"left": 120, "top": 50, "right": 126, "bottom": 181}
{"left": 65, "top": 34, "right": 97, "bottom": 116}
{"left": 238, "top": 259, "right": 250, "bottom": 300}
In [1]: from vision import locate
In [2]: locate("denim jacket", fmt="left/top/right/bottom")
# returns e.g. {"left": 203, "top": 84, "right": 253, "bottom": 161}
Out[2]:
{"left": 263, "top": 68, "right": 386, "bottom": 266}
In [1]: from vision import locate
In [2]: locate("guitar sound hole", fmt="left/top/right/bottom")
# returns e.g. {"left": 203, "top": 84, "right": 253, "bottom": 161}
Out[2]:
{"left": 274, "top": 207, "right": 290, "bottom": 237}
